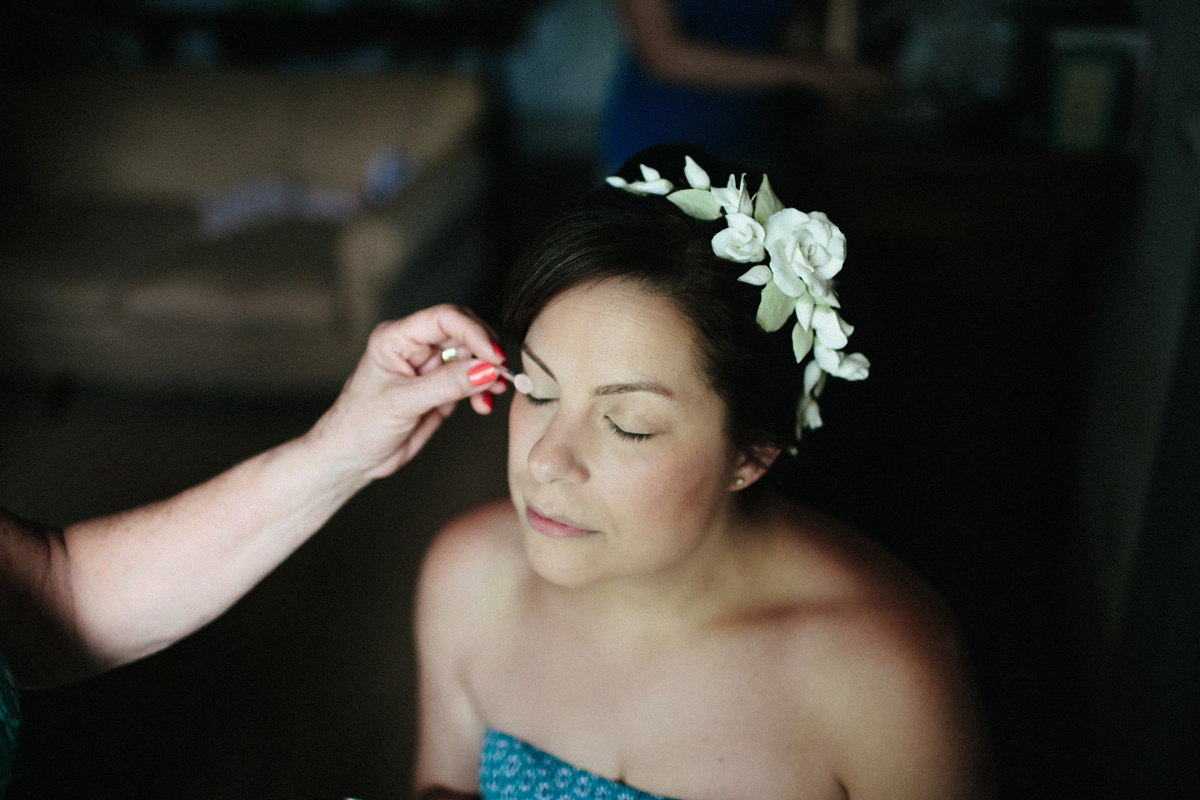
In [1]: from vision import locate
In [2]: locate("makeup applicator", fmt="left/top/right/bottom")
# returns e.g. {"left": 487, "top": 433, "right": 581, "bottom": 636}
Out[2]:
{"left": 496, "top": 365, "right": 534, "bottom": 395}
{"left": 442, "top": 346, "right": 533, "bottom": 394}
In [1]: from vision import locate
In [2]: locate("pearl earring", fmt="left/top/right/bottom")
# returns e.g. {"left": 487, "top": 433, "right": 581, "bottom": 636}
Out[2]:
{"left": 734, "top": 476, "right": 745, "bottom": 487}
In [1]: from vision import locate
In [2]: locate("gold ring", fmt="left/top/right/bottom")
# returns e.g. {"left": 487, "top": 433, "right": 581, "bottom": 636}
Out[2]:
{"left": 440, "top": 346, "right": 466, "bottom": 364}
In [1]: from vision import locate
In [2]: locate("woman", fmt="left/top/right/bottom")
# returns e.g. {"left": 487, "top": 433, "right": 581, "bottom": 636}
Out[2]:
{"left": 413, "top": 146, "right": 991, "bottom": 799}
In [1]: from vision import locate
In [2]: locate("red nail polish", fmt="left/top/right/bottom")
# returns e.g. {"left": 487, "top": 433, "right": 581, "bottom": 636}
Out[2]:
{"left": 491, "top": 341, "right": 507, "bottom": 364}
{"left": 468, "top": 362, "right": 498, "bottom": 386}
{"left": 480, "top": 392, "right": 493, "bottom": 412}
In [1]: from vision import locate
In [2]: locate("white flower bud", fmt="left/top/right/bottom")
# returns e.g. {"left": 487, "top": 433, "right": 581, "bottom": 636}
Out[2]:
{"left": 683, "top": 155, "right": 711, "bottom": 189}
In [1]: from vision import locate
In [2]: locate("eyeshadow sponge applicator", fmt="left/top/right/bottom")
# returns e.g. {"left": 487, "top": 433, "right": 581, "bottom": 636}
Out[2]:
{"left": 497, "top": 366, "right": 533, "bottom": 395}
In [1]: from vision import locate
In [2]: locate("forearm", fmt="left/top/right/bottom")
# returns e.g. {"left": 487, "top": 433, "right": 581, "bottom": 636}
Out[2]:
{"left": 619, "top": 0, "right": 857, "bottom": 95}
{"left": 54, "top": 427, "right": 369, "bottom": 681}
{"left": 640, "top": 40, "right": 811, "bottom": 92}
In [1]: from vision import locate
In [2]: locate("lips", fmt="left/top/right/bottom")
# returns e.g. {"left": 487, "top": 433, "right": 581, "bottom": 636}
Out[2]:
{"left": 525, "top": 504, "right": 598, "bottom": 539}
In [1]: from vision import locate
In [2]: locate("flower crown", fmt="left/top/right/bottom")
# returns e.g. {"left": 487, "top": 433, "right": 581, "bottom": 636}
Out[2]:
{"left": 607, "top": 156, "right": 869, "bottom": 442}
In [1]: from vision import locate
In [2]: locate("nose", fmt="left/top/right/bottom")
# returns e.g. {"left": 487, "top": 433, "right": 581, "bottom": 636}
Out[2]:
{"left": 527, "top": 413, "right": 589, "bottom": 485}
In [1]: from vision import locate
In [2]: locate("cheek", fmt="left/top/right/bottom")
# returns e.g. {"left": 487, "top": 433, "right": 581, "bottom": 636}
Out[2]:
{"left": 604, "top": 442, "right": 730, "bottom": 527}
{"left": 506, "top": 399, "right": 537, "bottom": 482}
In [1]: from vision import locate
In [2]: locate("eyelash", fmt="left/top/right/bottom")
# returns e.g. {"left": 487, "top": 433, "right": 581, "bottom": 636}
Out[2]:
{"left": 609, "top": 421, "right": 651, "bottom": 441}
{"left": 523, "top": 395, "right": 652, "bottom": 442}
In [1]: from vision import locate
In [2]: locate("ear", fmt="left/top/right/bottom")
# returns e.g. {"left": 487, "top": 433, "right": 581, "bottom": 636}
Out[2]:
{"left": 730, "top": 445, "right": 780, "bottom": 491}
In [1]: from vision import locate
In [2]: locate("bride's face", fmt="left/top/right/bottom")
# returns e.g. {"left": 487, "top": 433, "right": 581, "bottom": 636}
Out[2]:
{"left": 507, "top": 279, "right": 746, "bottom": 588}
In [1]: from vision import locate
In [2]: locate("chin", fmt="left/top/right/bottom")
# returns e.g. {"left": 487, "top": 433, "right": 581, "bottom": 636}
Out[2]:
{"left": 521, "top": 528, "right": 611, "bottom": 589}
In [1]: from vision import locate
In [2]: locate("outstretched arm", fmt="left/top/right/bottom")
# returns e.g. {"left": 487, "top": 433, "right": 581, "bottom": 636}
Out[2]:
{"left": 617, "top": 0, "right": 887, "bottom": 95}
{"left": 0, "top": 305, "right": 508, "bottom": 689}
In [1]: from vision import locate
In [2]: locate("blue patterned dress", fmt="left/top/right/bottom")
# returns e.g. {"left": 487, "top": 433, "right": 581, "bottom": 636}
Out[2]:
{"left": 479, "top": 729, "right": 680, "bottom": 800}
{"left": 0, "top": 651, "right": 20, "bottom": 797}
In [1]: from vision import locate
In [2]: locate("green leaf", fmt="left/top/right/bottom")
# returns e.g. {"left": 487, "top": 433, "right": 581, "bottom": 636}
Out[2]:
{"left": 792, "top": 321, "right": 814, "bottom": 362}
{"left": 754, "top": 173, "right": 785, "bottom": 225}
{"left": 756, "top": 279, "right": 794, "bottom": 332}
{"left": 667, "top": 189, "right": 723, "bottom": 220}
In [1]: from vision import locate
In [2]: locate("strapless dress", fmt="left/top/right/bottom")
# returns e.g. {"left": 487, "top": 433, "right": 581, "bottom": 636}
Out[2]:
{"left": 0, "top": 650, "right": 20, "bottom": 797}
{"left": 479, "top": 729, "right": 681, "bottom": 800}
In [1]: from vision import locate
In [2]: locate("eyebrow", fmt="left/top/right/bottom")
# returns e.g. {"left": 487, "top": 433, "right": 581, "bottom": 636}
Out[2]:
{"left": 521, "top": 345, "right": 556, "bottom": 381}
{"left": 594, "top": 381, "right": 674, "bottom": 399}
{"left": 521, "top": 345, "right": 675, "bottom": 399}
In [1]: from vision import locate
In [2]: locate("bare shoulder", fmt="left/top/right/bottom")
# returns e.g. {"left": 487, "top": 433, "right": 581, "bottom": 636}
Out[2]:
{"left": 420, "top": 499, "right": 521, "bottom": 578}
{"left": 755, "top": 497, "right": 993, "bottom": 799}
{"left": 752, "top": 495, "right": 950, "bottom": 625}
{"left": 413, "top": 503, "right": 525, "bottom": 792}
{"left": 412, "top": 496, "right": 525, "bottom": 662}
{"left": 414, "top": 499, "right": 525, "bottom": 644}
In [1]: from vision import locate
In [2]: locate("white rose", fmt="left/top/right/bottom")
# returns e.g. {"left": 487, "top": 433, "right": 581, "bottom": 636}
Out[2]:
{"left": 763, "top": 208, "right": 847, "bottom": 301}
{"left": 711, "top": 213, "right": 766, "bottom": 263}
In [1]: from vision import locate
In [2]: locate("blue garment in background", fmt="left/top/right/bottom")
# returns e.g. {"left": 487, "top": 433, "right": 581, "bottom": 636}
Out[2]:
{"left": 603, "top": 0, "right": 793, "bottom": 171}
{"left": 0, "top": 651, "right": 20, "bottom": 797}
{"left": 480, "top": 729, "right": 680, "bottom": 800}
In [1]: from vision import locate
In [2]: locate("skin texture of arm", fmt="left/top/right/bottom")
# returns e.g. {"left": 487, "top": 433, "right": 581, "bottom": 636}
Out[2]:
{"left": 618, "top": 0, "right": 885, "bottom": 95}
{"left": 0, "top": 305, "right": 506, "bottom": 689}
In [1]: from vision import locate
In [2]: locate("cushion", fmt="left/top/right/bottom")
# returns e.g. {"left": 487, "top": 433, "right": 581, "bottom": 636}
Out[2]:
{"left": 15, "top": 70, "right": 484, "bottom": 202}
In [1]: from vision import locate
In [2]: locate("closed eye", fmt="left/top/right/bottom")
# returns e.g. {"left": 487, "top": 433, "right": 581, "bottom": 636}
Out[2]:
{"left": 523, "top": 394, "right": 557, "bottom": 406}
{"left": 609, "top": 420, "right": 651, "bottom": 441}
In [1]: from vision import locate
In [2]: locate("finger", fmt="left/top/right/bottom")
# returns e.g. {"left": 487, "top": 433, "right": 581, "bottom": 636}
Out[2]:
{"left": 416, "top": 341, "right": 500, "bottom": 377}
{"left": 471, "top": 392, "right": 493, "bottom": 415}
{"left": 416, "top": 351, "right": 444, "bottom": 376}
{"left": 421, "top": 307, "right": 504, "bottom": 367}
{"left": 365, "top": 320, "right": 422, "bottom": 377}
{"left": 398, "top": 359, "right": 496, "bottom": 418}
{"left": 371, "top": 311, "right": 505, "bottom": 382}
{"left": 388, "top": 305, "right": 501, "bottom": 365}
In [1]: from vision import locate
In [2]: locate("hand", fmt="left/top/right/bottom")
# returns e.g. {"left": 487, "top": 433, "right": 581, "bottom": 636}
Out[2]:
{"left": 307, "top": 304, "right": 508, "bottom": 483}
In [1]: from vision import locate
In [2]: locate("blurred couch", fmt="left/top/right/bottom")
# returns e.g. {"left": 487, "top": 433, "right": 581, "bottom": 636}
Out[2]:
{"left": 0, "top": 69, "right": 488, "bottom": 391}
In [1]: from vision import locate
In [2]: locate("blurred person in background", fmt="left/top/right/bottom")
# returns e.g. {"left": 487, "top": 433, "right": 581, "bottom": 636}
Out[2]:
{"left": 604, "top": 0, "right": 890, "bottom": 172}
